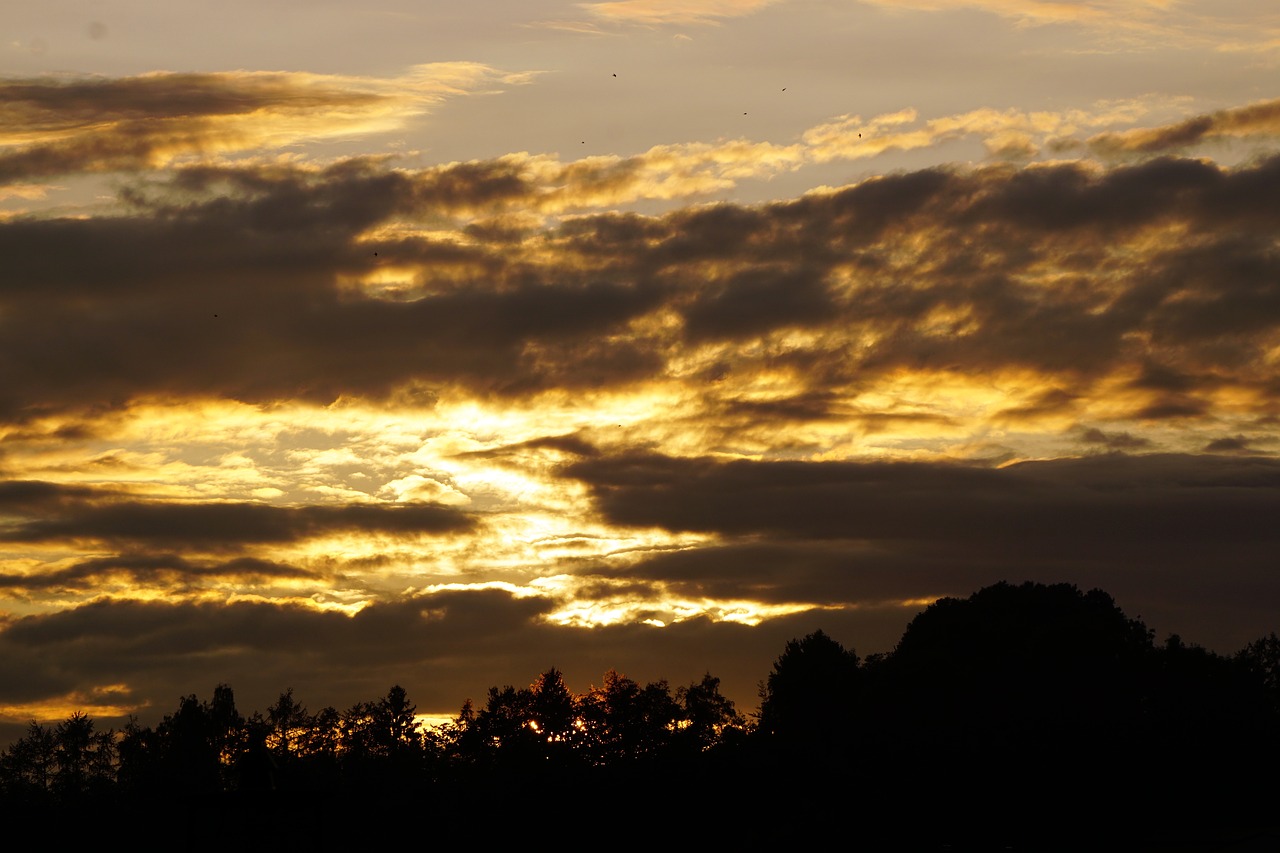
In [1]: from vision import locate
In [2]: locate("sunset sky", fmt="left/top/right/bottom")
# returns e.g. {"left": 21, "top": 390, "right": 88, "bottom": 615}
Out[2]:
{"left": 3, "top": 0, "right": 1280, "bottom": 737}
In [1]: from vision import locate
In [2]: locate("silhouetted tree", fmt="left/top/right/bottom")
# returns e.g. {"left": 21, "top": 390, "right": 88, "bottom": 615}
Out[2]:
{"left": 266, "top": 688, "right": 309, "bottom": 759}
{"left": 529, "top": 668, "right": 576, "bottom": 750}
{"left": 474, "top": 684, "right": 538, "bottom": 767}
{"left": 1236, "top": 631, "right": 1280, "bottom": 715}
{"left": 205, "top": 683, "right": 247, "bottom": 789}
{"left": 156, "top": 694, "right": 222, "bottom": 793}
{"left": 296, "top": 704, "right": 342, "bottom": 788}
{"left": 878, "top": 582, "right": 1156, "bottom": 750}
{"left": 756, "top": 629, "right": 861, "bottom": 745}
{"left": 861, "top": 582, "right": 1186, "bottom": 844}
{"left": 579, "top": 670, "right": 680, "bottom": 763}
{"left": 438, "top": 698, "right": 481, "bottom": 767}
{"left": 381, "top": 684, "right": 422, "bottom": 756}
{"left": 116, "top": 715, "right": 161, "bottom": 794}
{"left": 677, "top": 672, "right": 744, "bottom": 752}
{"left": 0, "top": 721, "right": 56, "bottom": 800}
{"left": 52, "top": 712, "right": 116, "bottom": 799}
{"left": 1146, "top": 634, "right": 1274, "bottom": 768}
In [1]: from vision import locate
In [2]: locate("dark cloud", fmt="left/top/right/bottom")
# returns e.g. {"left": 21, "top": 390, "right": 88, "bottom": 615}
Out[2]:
{"left": 565, "top": 450, "right": 1280, "bottom": 550}
{"left": 995, "top": 387, "right": 1079, "bottom": 422}
{"left": 1128, "top": 363, "right": 1203, "bottom": 393}
{"left": 604, "top": 539, "right": 950, "bottom": 604}
{"left": 719, "top": 390, "right": 847, "bottom": 423}
{"left": 1131, "top": 397, "right": 1209, "bottom": 420}
{"left": 1, "top": 74, "right": 382, "bottom": 126}
{"left": 0, "top": 202, "right": 666, "bottom": 416}
{"left": 562, "top": 451, "right": 1280, "bottom": 664}
{"left": 0, "top": 73, "right": 390, "bottom": 183}
{"left": 0, "top": 590, "right": 546, "bottom": 709}
{"left": 0, "top": 479, "right": 103, "bottom": 509}
{"left": 0, "top": 554, "right": 316, "bottom": 593}
{"left": 681, "top": 265, "right": 837, "bottom": 342}
{"left": 1204, "top": 435, "right": 1253, "bottom": 453}
{"left": 1087, "top": 98, "right": 1280, "bottom": 155}
{"left": 1077, "top": 427, "right": 1152, "bottom": 450}
{"left": 0, "top": 481, "right": 475, "bottom": 550}
{"left": 461, "top": 432, "right": 601, "bottom": 460}
{"left": 967, "top": 156, "right": 1224, "bottom": 233}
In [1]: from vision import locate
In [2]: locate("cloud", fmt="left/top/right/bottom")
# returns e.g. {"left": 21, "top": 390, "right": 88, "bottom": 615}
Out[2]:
{"left": 1076, "top": 427, "right": 1152, "bottom": 450}
{"left": 389, "top": 101, "right": 1163, "bottom": 215}
{"left": 0, "top": 64, "right": 534, "bottom": 185}
{"left": 561, "top": 450, "right": 1280, "bottom": 651}
{"left": 2, "top": 146, "right": 1280, "bottom": 435}
{"left": 2, "top": 90, "right": 1279, "bottom": 738}
{"left": 1204, "top": 435, "right": 1255, "bottom": 453}
{"left": 379, "top": 474, "right": 471, "bottom": 505}
{"left": 0, "top": 554, "right": 316, "bottom": 594}
{"left": 0, "top": 586, "right": 848, "bottom": 736}
{"left": 564, "top": 451, "right": 1280, "bottom": 543}
{"left": 1086, "top": 98, "right": 1280, "bottom": 155}
{"left": 855, "top": 0, "right": 1280, "bottom": 54}
{"left": 0, "top": 481, "right": 475, "bottom": 550}
{"left": 578, "top": 0, "right": 784, "bottom": 26}
{"left": 0, "top": 63, "right": 1222, "bottom": 216}
{"left": 14, "top": 452, "right": 1274, "bottom": 732}
{"left": 857, "top": 0, "right": 1132, "bottom": 27}
{"left": 0, "top": 579, "right": 947, "bottom": 759}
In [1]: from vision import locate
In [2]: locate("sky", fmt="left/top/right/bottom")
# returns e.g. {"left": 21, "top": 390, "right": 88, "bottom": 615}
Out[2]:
{"left": 2, "top": 0, "right": 1280, "bottom": 738}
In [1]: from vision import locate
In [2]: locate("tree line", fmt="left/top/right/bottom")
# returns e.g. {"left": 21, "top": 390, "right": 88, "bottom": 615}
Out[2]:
{"left": 4, "top": 581, "right": 1279, "bottom": 847}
